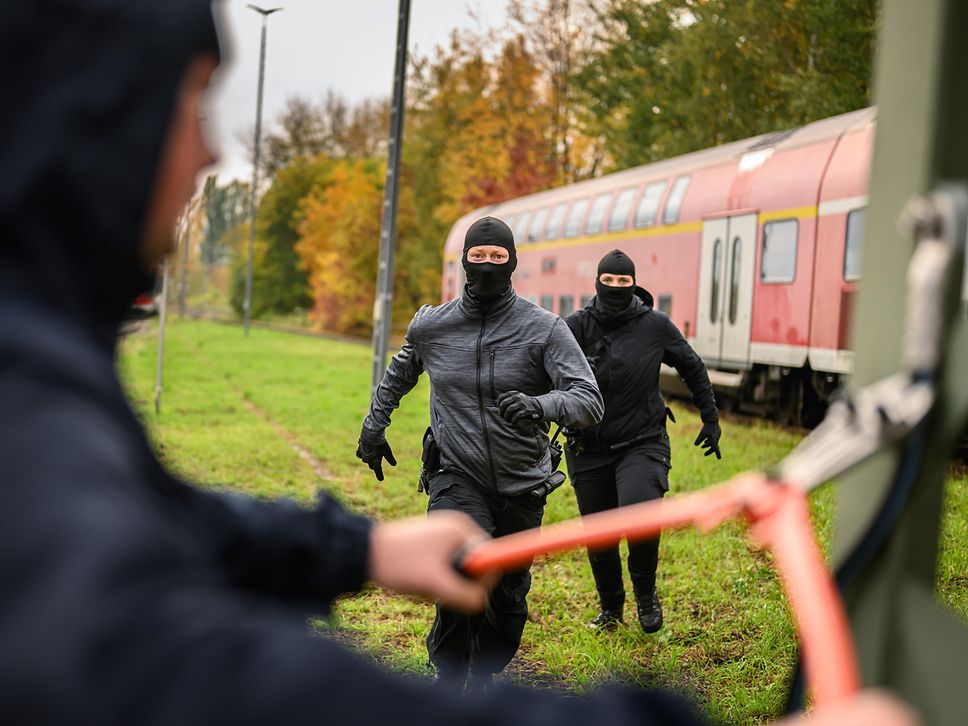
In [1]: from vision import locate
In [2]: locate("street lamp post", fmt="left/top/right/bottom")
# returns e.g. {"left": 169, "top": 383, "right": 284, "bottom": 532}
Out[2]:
{"left": 243, "top": 4, "right": 282, "bottom": 337}
{"left": 370, "top": 0, "right": 411, "bottom": 394}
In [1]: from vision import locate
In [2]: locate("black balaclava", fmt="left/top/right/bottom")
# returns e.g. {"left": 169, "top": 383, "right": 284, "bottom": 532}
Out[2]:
{"left": 461, "top": 216, "right": 517, "bottom": 302}
{"left": 595, "top": 249, "right": 636, "bottom": 314}
{"left": 0, "top": 0, "right": 223, "bottom": 352}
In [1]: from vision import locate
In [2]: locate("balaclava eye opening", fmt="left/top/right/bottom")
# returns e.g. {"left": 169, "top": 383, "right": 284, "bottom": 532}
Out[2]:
{"left": 595, "top": 249, "right": 636, "bottom": 315}
{"left": 461, "top": 216, "right": 517, "bottom": 302}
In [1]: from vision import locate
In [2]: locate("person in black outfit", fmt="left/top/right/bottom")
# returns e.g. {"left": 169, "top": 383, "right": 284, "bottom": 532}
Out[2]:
{"left": 565, "top": 250, "right": 722, "bottom": 633}
{"left": 358, "top": 217, "right": 603, "bottom": 690}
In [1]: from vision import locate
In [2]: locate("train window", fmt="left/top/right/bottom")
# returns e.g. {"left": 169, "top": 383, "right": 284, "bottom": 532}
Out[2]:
{"left": 503, "top": 213, "right": 516, "bottom": 231}
{"left": 585, "top": 192, "right": 613, "bottom": 236}
{"left": 761, "top": 219, "right": 798, "bottom": 283}
{"left": 710, "top": 238, "right": 722, "bottom": 322}
{"left": 580, "top": 294, "right": 593, "bottom": 308}
{"left": 658, "top": 294, "right": 672, "bottom": 316}
{"left": 526, "top": 294, "right": 537, "bottom": 304}
{"left": 844, "top": 208, "right": 866, "bottom": 281}
{"left": 559, "top": 295, "right": 575, "bottom": 318}
{"left": 544, "top": 202, "right": 568, "bottom": 240}
{"left": 634, "top": 181, "right": 667, "bottom": 228}
{"left": 541, "top": 258, "right": 556, "bottom": 273}
{"left": 609, "top": 187, "right": 637, "bottom": 232}
{"left": 528, "top": 207, "right": 549, "bottom": 243}
{"left": 563, "top": 198, "right": 590, "bottom": 238}
{"left": 513, "top": 211, "right": 532, "bottom": 245}
{"left": 540, "top": 294, "right": 554, "bottom": 312}
{"left": 663, "top": 175, "right": 690, "bottom": 225}
{"left": 728, "top": 236, "right": 741, "bottom": 324}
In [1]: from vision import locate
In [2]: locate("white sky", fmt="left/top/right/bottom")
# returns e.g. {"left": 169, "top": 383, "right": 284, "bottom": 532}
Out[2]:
{"left": 210, "top": 1, "right": 514, "bottom": 181}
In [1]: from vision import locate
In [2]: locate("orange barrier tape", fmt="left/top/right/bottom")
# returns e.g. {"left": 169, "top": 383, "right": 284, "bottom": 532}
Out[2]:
{"left": 460, "top": 473, "right": 859, "bottom": 708}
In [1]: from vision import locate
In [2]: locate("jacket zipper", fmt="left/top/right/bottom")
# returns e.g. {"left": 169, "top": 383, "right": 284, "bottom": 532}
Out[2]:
{"left": 476, "top": 313, "right": 498, "bottom": 490}
{"left": 489, "top": 350, "right": 496, "bottom": 402}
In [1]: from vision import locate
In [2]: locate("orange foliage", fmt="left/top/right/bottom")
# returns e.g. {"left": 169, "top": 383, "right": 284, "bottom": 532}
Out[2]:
{"left": 296, "top": 159, "right": 417, "bottom": 335}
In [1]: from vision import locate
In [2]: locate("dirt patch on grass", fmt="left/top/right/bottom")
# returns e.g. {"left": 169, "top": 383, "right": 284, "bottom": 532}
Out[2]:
{"left": 239, "top": 395, "right": 336, "bottom": 483}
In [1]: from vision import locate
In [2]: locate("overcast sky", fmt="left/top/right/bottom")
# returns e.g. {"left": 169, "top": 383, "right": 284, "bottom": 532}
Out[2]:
{"left": 210, "top": 1, "right": 514, "bottom": 182}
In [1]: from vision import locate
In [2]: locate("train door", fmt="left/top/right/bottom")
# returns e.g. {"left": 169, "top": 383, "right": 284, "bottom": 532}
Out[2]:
{"left": 719, "top": 213, "right": 757, "bottom": 366}
{"left": 695, "top": 218, "right": 729, "bottom": 362}
{"left": 695, "top": 213, "right": 757, "bottom": 367}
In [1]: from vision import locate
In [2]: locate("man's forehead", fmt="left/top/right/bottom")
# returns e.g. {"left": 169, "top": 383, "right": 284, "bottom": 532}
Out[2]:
{"left": 467, "top": 245, "right": 508, "bottom": 253}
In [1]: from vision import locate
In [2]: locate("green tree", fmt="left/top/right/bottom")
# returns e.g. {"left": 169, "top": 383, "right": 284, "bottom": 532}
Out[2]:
{"left": 574, "top": 0, "right": 878, "bottom": 169}
{"left": 229, "top": 156, "right": 332, "bottom": 317}
{"left": 200, "top": 176, "right": 250, "bottom": 265}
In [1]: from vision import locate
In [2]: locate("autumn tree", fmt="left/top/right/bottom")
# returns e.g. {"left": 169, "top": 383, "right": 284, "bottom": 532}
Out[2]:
{"left": 248, "top": 92, "right": 391, "bottom": 178}
{"left": 507, "top": 0, "right": 604, "bottom": 181}
{"left": 295, "top": 159, "right": 420, "bottom": 334}
{"left": 229, "top": 156, "right": 328, "bottom": 317}
{"left": 408, "top": 32, "right": 557, "bottom": 223}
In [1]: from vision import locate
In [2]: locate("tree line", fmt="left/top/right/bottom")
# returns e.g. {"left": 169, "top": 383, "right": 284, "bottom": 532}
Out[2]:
{"left": 193, "top": 0, "right": 876, "bottom": 336}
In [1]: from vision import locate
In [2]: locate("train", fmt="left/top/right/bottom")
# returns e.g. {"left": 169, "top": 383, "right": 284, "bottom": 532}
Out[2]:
{"left": 441, "top": 107, "right": 874, "bottom": 426}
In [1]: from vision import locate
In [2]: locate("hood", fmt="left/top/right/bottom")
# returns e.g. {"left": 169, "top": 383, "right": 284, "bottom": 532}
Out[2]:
{"left": 0, "top": 0, "right": 222, "bottom": 351}
{"left": 633, "top": 285, "right": 654, "bottom": 308}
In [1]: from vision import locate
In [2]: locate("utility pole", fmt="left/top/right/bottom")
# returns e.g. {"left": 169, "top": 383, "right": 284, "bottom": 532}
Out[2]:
{"left": 833, "top": 0, "right": 968, "bottom": 722}
{"left": 370, "top": 0, "right": 411, "bottom": 395}
{"left": 177, "top": 196, "right": 197, "bottom": 319}
{"left": 243, "top": 4, "right": 283, "bottom": 336}
{"left": 154, "top": 257, "right": 169, "bottom": 415}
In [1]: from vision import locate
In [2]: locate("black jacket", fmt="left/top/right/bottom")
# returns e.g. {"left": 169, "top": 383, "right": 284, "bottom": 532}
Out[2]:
{"left": 0, "top": 1, "right": 708, "bottom": 724}
{"left": 565, "top": 289, "right": 718, "bottom": 458}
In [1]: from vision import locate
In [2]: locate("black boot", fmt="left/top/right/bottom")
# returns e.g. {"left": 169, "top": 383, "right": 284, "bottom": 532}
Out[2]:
{"left": 589, "top": 607, "right": 624, "bottom": 631}
{"left": 589, "top": 587, "right": 625, "bottom": 631}
{"left": 636, "top": 588, "right": 663, "bottom": 633}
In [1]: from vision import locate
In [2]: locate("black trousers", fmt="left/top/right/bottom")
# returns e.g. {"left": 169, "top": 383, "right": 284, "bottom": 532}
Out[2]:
{"left": 425, "top": 469, "right": 545, "bottom": 677}
{"left": 566, "top": 444, "right": 669, "bottom": 610}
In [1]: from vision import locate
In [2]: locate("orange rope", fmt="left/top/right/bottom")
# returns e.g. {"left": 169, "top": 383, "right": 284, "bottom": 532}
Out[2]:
{"left": 459, "top": 473, "right": 859, "bottom": 707}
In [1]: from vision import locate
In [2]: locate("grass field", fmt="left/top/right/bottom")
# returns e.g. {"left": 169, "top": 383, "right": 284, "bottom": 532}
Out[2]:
{"left": 120, "top": 319, "right": 968, "bottom": 724}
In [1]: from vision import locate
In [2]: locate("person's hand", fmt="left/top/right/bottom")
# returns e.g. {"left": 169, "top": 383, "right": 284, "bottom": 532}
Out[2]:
{"left": 496, "top": 391, "right": 543, "bottom": 433}
{"left": 586, "top": 355, "right": 601, "bottom": 374}
{"left": 773, "top": 690, "right": 919, "bottom": 725}
{"left": 356, "top": 433, "right": 397, "bottom": 481}
{"left": 694, "top": 420, "right": 721, "bottom": 459}
{"left": 368, "top": 511, "right": 495, "bottom": 613}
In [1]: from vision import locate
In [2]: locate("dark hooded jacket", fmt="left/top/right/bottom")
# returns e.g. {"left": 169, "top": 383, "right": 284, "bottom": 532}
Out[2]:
{"left": 565, "top": 288, "right": 718, "bottom": 462}
{"left": 0, "top": 1, "right": 707, "bottom": 725}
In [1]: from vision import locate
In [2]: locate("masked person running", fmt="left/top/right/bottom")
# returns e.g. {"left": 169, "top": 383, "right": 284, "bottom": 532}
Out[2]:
{"left": 358, "top": 217, "right": 603, "bottom": 690}
{"left": 564, "top": 250, "right": 722, "bottom": 634}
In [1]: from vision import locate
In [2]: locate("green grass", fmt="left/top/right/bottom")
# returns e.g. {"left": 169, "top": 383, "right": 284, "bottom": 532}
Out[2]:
{"left": 120, "top": 319, "right": 968, "bottom": 724}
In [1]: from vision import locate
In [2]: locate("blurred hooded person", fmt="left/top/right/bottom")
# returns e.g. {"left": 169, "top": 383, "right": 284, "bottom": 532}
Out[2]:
{"left": 564, "top": 250, "right": 721, "bottom": 633}
{"left": 358, "top": 215, "right": 604, "bottom": 690}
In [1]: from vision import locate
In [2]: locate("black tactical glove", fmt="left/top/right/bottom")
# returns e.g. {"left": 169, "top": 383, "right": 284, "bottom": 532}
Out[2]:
{"left": 496, "top": 391, "right": 544, "bottom": 433}
{"left": 694, "top": 421, "right": 722, "bottom": 459}
{"left": 356, "top": 431, "right": 397, "bottom": 481}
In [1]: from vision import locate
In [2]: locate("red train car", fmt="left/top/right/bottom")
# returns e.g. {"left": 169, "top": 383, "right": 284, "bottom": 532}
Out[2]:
{"left": 441, "top": 107, "right": 875, "bottom": 424}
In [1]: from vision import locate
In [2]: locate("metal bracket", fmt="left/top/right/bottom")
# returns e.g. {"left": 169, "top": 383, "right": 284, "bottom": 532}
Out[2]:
{"left": 778, "top": 184, "right": 968, "bottom": 491}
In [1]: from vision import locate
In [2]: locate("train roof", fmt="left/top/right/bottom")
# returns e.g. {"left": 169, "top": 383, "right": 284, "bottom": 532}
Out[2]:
{"left": 444, "top": 106, "right": 876, "bottom": 256}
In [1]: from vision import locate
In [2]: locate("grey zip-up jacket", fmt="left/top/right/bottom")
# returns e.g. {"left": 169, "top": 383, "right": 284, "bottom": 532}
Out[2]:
{"left": 363, "top": 286, "right": 603, "bottom": 496}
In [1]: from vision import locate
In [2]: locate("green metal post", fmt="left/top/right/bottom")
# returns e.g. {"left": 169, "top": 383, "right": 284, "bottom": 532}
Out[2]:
{"left": 835, "top": 1, "right": 968, "bottom": 723}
